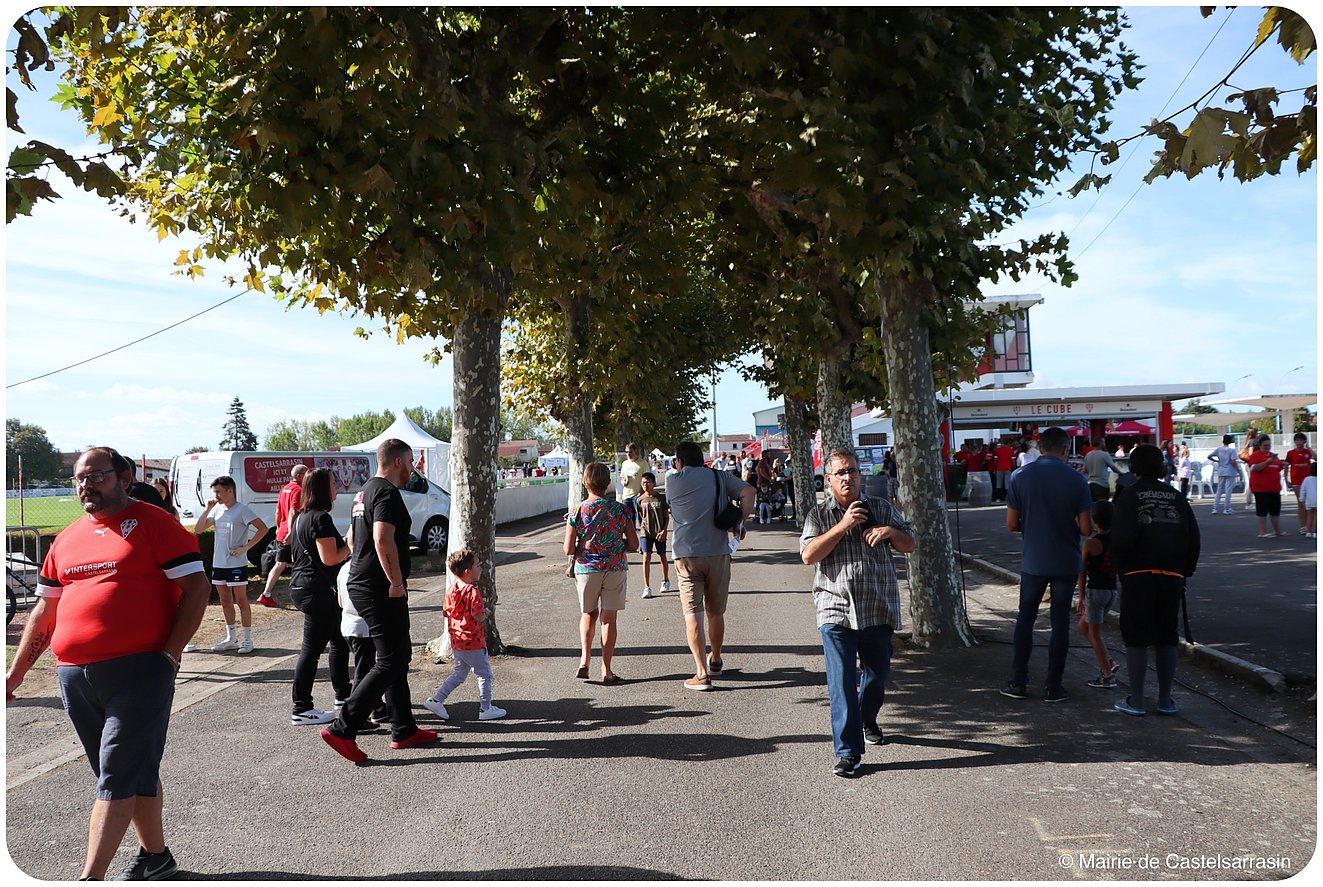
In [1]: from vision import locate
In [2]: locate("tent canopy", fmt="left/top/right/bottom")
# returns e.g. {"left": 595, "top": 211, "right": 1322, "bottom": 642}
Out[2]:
{"left": 1107, "top": 420, "right": 1153, "bottom": 435}
{"left": 538, "top": 446, "right": 570, "bottom": 468}
{"left": 344, "top": 411, "right": 447, "bottom": 452}
{"left": 343, "top": 410, "right": 451, "bottom": 490}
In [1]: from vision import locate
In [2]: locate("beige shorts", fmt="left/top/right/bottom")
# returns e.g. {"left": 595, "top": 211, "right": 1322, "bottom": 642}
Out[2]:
{"left": 576, "top": 570, "right": 627, "bottom": 613}
{"left": 675, "top": 555, "right": 732, "bottom": 615}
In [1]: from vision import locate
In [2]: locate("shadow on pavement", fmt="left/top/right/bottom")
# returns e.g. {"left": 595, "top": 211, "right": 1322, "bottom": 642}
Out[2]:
{"left": 188, "top": 865, "right": 687, "bottom": 880}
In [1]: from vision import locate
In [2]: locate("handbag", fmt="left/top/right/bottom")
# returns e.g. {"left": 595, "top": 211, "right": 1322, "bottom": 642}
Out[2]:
{"left": 712, "top": 468, "right": 743, "bottom": 531}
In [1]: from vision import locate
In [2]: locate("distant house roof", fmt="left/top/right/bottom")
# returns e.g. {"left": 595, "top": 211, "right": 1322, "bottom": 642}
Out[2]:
{"left": 498, "top": 439, "right": 541, "bottom": 458}
{"left": 717, "top": 433, "right": 754, "bottom": 443}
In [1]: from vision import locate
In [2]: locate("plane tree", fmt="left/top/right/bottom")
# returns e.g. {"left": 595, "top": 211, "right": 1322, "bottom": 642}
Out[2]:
{"left": 53, "top": 6, "right": 646, "bottom": 652}
{"left": 674, "top": 7, "right": 1137, "bottom": 647}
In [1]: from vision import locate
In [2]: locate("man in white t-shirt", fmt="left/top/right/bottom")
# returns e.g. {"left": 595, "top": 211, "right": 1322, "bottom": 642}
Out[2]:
{"left": 619, "top": 443, "right": 646, "bottom": 526}
{"left": 194, "top": 475, "right": 267, "bottom": 653}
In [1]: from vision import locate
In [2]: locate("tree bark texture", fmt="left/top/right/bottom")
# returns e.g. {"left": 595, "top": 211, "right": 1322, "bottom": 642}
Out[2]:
{"left": 815, "top": 356, "right": 854, "bottom": 457}
{"left": 875, "top": 273, "right": 976, "bottom": 649}
{"left": 449, "top": 308, "right": 506, "bottom": 654}
{"left": 783, "top": 393, "right": 817, "bottom": 528}
{"left": 562, "top": 291, "right": 594, "bottom": 513}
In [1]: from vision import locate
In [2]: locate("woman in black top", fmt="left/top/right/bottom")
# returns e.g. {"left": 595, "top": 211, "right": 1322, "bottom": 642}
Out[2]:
{"left": 287, "top": 468, "right": 352, "bottom": 725}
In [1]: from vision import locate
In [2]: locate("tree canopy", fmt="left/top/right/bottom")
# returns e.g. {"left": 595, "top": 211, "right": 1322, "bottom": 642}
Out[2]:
{"left": 6, "top": 418, "right": 63, "bottom": 483}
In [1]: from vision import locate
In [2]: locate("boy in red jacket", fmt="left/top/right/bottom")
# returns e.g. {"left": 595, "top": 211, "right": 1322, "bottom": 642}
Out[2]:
{"left": 424, "top": 550, "right": 507, "bottom": 721}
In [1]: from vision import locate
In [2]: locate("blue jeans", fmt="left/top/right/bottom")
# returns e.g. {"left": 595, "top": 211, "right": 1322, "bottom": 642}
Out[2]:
{"left": 820, "top": 623, "right": 893, "bottom": 759}
{"left": 1213, "top": 475, "right": 1235, "bottom": 511}
{"left": 1011, "top": 573, "right": 1075, "bottom": 690}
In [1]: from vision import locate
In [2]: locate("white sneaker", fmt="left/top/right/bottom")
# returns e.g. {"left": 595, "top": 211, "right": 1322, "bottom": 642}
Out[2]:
{"left": 236, "top": 637, "right": 255, "bottom": 654}
{"left": 210, "top": 638, "right": 239, "bottom": 653}
{"left": 479, "top": 705, "right": 507, "bottom": 720}
{"left": 291, "top": 708, "right": 335, "bottom": 726}
{"left": 423, "top": 697, "right": 449, "bottom": 720}
{"left": 660, "top": 579, "right": 671, "bottom": 593}
{"left": 1224, "top": 509, "right": 1234, "bottom": 514}
{"left": 183, "top": 643, "right": 199, "bottom": 653}
{"left": 641, "top": 586, "right": 656, "bottom": 599}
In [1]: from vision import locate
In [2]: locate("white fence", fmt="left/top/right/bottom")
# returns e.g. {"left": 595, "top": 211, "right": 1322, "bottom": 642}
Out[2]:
{"left": 495, "top": 477, "right": 572, "bottom": 524}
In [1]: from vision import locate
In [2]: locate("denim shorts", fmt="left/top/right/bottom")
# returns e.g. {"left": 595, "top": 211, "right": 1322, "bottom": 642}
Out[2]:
{"left": 639, "top": 535, "right": 667, "bottom": 556}
{"left": 58, "top": 650, "right": 177, "bottom": 800}
{"left": 1083, "top": 586, "right": 1117, "bottom": 625}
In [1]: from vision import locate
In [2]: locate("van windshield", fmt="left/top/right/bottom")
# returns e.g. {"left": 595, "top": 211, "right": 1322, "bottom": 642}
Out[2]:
{"left": 404, "top": 471, "right": 429, "bottom": 495}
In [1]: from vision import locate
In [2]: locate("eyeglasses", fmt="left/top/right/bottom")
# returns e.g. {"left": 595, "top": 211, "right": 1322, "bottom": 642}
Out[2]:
{"left": 830, "top": 467, "right": 861, "bottom": 478}
{"left": 74, "top": 469, "right": 119, "bottom": 486}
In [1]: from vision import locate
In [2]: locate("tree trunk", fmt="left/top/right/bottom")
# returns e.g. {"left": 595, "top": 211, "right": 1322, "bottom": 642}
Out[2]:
{"left": 876, "top": 273, "right": 976, "bottom": 649}
{"left": 562, "top": 291, "right": 593, "bottom": 512}
{"left": 449, "top": 307, "right": 506, "bottom": 654}
{"left": 783, "top": 393, "right": 816, "bottom": 528}
{"left": 816, "top": 355, "right": 854, "bottom": 455}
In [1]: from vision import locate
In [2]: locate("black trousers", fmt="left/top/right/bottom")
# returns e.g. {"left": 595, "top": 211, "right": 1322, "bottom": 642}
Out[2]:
{"left": 291, "top": 598, "right": 352, "bottom": 715}
{"left": 329, "top": 591, "right": 417, "bottom": 741}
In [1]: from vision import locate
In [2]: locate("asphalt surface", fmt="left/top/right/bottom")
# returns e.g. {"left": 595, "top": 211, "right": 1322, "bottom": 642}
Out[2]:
{"left": 947, "top": 492, "right": 1319, "bottom": 681}
{"left": 4, "top": 511, "right": 1317, "bottom": 881}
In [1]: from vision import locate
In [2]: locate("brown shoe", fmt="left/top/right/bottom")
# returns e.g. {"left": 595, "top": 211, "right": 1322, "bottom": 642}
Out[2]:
{"left": 683, "top": 676, "right": 712, "bottom": 691}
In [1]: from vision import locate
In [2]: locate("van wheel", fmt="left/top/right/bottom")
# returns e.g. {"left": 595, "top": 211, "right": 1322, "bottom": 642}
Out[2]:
{"left": 420, "top": 518, "right": 449, "bottom": 554}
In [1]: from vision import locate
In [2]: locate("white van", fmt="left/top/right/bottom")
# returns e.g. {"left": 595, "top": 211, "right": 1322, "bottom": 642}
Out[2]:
{"left": 169, "top": 451, "right": 451, "bottom": 560}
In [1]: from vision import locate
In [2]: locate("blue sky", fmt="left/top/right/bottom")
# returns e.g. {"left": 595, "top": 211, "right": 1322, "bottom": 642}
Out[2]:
{"left": 4, "top": 6, "right": 1317, "bottom": 458}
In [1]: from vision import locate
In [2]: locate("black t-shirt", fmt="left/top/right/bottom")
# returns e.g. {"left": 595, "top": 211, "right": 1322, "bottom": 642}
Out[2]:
{"left": 288, "top": 509, "right": 343, "bottom": 607}
{"left": 347, "top": 476, "right": 411, "bottom": 595}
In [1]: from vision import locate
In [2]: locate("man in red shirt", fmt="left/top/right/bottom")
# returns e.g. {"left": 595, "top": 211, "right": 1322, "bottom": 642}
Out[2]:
{"left": 258, "top": 463, "right": 307, "bottom": 607}
{"left": 993, "top": 438, "right": 1017, "bottom": 502}
{"left": 6, "top": 447, "right": 210, "bottom": 881}
{"left": 1284, "top": 433, "right": 1316, "bottom": 535}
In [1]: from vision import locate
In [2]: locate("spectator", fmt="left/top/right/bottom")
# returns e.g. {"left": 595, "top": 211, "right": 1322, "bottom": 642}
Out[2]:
{"left": 665, "top": 440, "right": 755, "bottom": 690}
{"left": 636, "top": 472, "right": 671, "bottom": 599}
{"left": 800, "top": 449, "right": 915, "bottom": 778}
{"left": 1083, "top": 437, "right": 1123, "bottom": 503}
{"left": 424, "top": 549, "right": 507, "bottom": 721}
{"left": 193, "top": 476, "right": 268, "bottom": 654}
{"left": 259, "top": 464, "right": 307, "bottom": 608}
{"left": 1284, "top": 433, "right": 1316, "bottom": 535}
{"left": 286, "top": 468, "right": 351, "bottom": 726}
{"left": 1111, "top": 445, "right": 1201, "bottom": 717}
{"left": 1206, "top": 433, "right": 1240, "bottom": 515}
{"left": 1001, "top": 426, "right": 1092, "bottom": 703}
{"left": 6, "top": 447, "right": 210, "bottom": 880}
{"left": 321, "top": 439, "right": 438, "bottom": 762}
{"left": 565, "top": 462, "right": 638, "bottom": 684}
{"left": 1245, "top": 435, "right": 1287, "bottom": 538}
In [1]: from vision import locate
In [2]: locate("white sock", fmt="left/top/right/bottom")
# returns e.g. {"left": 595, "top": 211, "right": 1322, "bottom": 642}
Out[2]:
{"left": 242, "top": 626, "right": 252, "bottom": 642}
{"left": 224, "top": 624, "right": 236, "bottom": 641}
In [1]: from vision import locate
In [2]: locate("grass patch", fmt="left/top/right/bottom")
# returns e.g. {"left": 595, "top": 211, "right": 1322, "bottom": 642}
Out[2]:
{"left": 6, "top": 496, "right": 85, "bottom": 534}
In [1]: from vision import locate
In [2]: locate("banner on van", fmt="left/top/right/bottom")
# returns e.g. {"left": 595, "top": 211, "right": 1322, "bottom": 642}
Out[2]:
{"left": 242, "top": 455, "right": 372, "bottom": 494}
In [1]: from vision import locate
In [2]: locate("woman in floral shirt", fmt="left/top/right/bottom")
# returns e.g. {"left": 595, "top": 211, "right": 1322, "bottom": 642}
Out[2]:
{"left": 564, "top": 462, "right": 639, "bottom": 684}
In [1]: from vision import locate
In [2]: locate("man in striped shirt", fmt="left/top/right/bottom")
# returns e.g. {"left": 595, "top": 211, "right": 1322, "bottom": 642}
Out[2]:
{"left": 801, "top": 448, "right": 916, "bottom": 778}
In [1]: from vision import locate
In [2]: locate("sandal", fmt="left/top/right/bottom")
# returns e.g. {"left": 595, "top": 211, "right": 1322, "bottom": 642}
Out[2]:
{"left": 601, "top": 674, "right": 623, "bottom": 686}
{"left": 574, "top": 665, "right": 589, "bottom": 680}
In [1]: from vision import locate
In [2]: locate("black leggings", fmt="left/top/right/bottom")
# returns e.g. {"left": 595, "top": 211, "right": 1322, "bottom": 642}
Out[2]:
{"left": 291, "top": 599, "right": 351, "bottom": 715}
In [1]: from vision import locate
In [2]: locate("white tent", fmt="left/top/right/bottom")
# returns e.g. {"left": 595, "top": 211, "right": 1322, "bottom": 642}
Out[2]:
{"left": 538, "top": 445, "right": 570, "bottom": 470}
{"left": 344, "top": 411, "right": 452, "bottom": 492}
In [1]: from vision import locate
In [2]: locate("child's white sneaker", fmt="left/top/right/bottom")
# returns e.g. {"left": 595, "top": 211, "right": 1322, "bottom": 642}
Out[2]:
{"left": 660, "top": 579, "right": 671, "bottom": 593}
{"left": 641, "top": 586, "right": 656, "bottom": 599}
{"left": 479, "top": 705, "right": 507, "bottom": 720}
{"left": 423, "top": 697, "right": 449, "bottom": 720}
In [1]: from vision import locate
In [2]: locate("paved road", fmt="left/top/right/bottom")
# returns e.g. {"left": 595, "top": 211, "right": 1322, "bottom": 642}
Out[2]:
{"left": 5, "top": 513, "right": 1315, "bottom": 880}
{"left": 946, "top": 494, "right": 1318, "bottom": 681}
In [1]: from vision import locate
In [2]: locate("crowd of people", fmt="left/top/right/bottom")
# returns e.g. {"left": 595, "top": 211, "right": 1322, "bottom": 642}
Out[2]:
{"left": 5, "top": 423, "right": 1314, "bottom": 876}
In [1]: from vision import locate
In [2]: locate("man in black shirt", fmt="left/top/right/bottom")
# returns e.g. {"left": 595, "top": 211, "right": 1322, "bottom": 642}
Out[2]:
{"left": 321, "top": 439, "right": 437, "bottom": 761}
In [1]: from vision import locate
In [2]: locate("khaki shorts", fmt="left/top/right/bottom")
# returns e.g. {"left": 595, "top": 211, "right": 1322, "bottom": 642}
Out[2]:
{"left": 576, "top": 570, "right": 627, "bottom": 613}
{"left": 675, "top": 555, "right": 732, "bottom": 615}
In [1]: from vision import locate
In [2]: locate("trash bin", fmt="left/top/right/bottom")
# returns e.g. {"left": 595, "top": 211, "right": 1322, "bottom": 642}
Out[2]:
{"left": 966, "top": 471, "right": 992, "bottom": 506}
{"left": 944, "top": 463, "right": 968, "bottom": 501}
